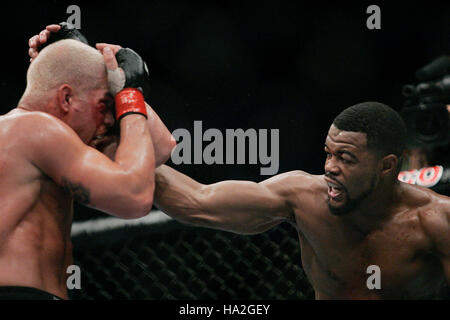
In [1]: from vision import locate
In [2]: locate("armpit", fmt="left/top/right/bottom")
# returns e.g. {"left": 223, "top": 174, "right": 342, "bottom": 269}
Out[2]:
{"left": 61, "top": 177, "right": 90, "bottom": 205}
{"left": 285, "top": 210, "right": 298, "bottom": 228}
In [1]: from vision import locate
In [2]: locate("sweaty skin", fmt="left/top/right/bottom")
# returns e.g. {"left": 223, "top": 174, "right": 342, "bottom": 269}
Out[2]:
{"left": 0, "top": 40, "right": 157, "bottom": 299}
{"left": 27, "top": 25, "right": 449, "bottom": 299}
{"left": 11, "top": 32, "right": 174, "bottom": 298}
{"left": 0, "top": 111, "right": 74, "bottom": 298}
{"left": 28, "top": 26, "right": 175, "bottom": 167}
{"left": 154, "top": 125, "right": 450, "bottom": 299}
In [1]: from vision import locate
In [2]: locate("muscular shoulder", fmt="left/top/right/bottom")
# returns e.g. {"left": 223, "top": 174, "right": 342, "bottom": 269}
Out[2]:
{"left": 17, "top": 111, "right": 71, "bottom": 135}
{"left": 6, "top": 111, "right": 83, "bottom": 168}
{"left": 400, "top": 184, "right": 450, "bottom": 252}
{"left": 16, "top": 111, "right": 79, "bottom": 150}
{"left": 0, "top": 111, "right": 65, "bottom": 152}
{"left": 263, "top": 170, "right": 324, "bottom": 194}
{"left": 417, "top": 190, "right": 450, "bottom": 250}
{"left": 262, "top": 170, "right": 326, "bottom": 212}
{"left": 1, "top": 110, "right": 72, "bottom": 138}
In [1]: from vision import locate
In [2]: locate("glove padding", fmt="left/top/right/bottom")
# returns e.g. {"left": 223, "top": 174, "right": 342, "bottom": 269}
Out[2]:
{"left": 115, "top": 48, "right": 151, "bottom": 101}
{"left": 39, "top": 22, "right": 89, "bottom": 49}
{"left": 109, "top": 48, "right": 150, "bottom": 121}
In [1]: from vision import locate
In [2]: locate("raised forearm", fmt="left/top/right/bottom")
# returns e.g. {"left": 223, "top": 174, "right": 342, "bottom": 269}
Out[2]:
{"left": 115, "top": 115, "right": 155, "bottom": 197}
{"left": 92, "top": 103, "right": 175, "bottom": 165}
{"left": 145, "top": 102, "right": 176, "bottom": 167}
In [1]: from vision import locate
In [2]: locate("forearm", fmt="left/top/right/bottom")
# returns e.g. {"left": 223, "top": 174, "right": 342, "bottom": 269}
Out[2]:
{"left": 154, "top": 164, "right": 204, "bottom": 223}
{"left": 145, "top": 102, "right": 176, "bottom": 167}
{"left": 115, "top": 115, "right": 155, "bottom": 195}
{"left": 154, "top": 165, "right": 288, "bottom": 234}
{"left": 94, "top": 103, "right": 175, "bottom": 165}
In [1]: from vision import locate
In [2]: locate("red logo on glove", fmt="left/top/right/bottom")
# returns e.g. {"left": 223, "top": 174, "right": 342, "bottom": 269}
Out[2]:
{"left": 115, "top": 88, "right": 147, "bottom": 121}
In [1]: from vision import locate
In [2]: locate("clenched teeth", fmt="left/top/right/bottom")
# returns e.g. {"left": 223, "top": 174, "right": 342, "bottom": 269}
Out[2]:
{"left": 327, "top": 182, "right": 341, "bottom": 189}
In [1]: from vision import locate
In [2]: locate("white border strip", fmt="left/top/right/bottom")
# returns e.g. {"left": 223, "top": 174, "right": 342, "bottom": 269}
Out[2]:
{"left": 71, "top": 210, "right": 173, "bottom": 237}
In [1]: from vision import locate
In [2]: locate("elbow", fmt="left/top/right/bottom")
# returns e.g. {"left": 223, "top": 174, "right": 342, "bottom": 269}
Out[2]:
{"left": 121, "top": 179, "right": 155, "bottom": 219}
{"left": 133, "top": 184, "right": 155, "bottom": 219}
{"left": 139, "top": 189, "right": 155, "bottom": 217}
{"left": 121, "top": 193, "right": 153, "bottom": 219}
{"left": 167, "top": 134, "right": 177, "bottom": 154}
{"left": 155, "top": 136, "right": 177, "bottom": 167}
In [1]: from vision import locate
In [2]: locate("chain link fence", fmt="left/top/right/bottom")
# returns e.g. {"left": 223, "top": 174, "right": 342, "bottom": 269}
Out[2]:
{"left": 69, "top": 216, "right": 314, "bottom": 300}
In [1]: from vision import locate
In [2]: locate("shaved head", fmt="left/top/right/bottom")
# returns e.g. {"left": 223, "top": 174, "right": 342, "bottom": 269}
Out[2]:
{"left": 17, "top": 39, "right": 114, "bottom": 144}
{"left": 24, "top": 39, "right": 106, "bottom": 100}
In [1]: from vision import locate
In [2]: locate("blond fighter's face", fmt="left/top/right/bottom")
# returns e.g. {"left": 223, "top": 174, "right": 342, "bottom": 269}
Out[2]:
{"left": 69, "top": 88, "right": 115, "bottom": 145}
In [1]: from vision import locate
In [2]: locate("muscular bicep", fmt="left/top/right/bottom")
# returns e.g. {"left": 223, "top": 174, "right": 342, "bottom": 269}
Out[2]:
{"left": 26, "top": 114, "right": 142, "bottom": 217}
{"left": 44, "top": 145, "right": 125, "bottom": 206}
{"left": 193, "top": 172, "right": 301, "bottom": 234}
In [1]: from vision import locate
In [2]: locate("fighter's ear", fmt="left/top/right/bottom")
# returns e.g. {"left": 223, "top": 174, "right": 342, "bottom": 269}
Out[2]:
{"left": 380, "top": 154, "right": 398, "bottom": 177}
{"left": 57, "top": 84, "right": 73, "bottom": 113}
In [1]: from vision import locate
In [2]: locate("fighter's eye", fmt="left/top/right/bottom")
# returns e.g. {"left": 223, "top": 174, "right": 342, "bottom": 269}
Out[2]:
{"left": 99, "top": 98, "right": 113, "bottom": 111}
{"left": 341, "top": 158, "right": 351, "bottom": 164}
{"left": 340, "top": 155, "right": 354, "bottom": 164}
{"left": 98, "top": 104, "right": 106, "bottom": 113}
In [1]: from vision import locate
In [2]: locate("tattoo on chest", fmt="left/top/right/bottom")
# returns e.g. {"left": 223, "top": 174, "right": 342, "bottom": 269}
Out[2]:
{"left": 61, "top": 177, "right": 90, "bottom": 205}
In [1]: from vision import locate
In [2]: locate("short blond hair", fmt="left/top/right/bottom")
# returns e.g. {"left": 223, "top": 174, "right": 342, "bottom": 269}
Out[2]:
{"left": 25, "top": 39, "right": 106, "bottom": 98}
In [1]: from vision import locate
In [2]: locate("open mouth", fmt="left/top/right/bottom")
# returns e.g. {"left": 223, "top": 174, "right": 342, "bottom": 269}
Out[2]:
{"left": 93, "top": 131, "right": 114, "bottom": 141}
{"left": 94, "top": 134, "right": 105, "bottom": 140}
{"left": 94, "top": 133, "right": 107, "bottom": 140}
{"left": 325, "top": 179, "right": 345, "bottom": 202}
{"left": 90, "top": 132, "right": 116, "bottom": 149}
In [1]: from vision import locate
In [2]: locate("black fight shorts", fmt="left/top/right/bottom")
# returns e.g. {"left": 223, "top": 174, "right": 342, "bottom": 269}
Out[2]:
{"left": 0, "top": 286, "right": 63, "bottom": 300}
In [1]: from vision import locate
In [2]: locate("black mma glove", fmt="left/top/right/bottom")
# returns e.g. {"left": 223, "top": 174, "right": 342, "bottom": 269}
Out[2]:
{"left": 38, "top": 22, "right": 89, "bottom": 49}
{"left": 115, "top": 48, "right": 151, "bottom": 101}
{"left": 106, "top": 47, "right": 151, "bottom": 121}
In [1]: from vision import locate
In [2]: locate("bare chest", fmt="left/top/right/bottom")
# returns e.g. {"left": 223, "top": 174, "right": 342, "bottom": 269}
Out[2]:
{"left": 295, "top": 211, "right": 443, "bottom": 299}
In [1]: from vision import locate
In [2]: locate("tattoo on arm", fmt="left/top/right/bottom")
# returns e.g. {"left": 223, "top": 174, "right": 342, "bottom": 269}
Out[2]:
{"left": 61, "top": 177, "right": 90, "bottom": 204}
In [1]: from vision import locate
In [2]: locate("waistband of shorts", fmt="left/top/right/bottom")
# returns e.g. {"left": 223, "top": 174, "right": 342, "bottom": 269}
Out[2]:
{"left": 0, "top": 286, "right": 64, "bottom": 300}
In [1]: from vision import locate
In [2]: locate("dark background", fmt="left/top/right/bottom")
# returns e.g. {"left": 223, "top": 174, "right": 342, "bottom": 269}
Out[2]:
{"left": 2, "top": 0, "right": 449, "bottom": 221}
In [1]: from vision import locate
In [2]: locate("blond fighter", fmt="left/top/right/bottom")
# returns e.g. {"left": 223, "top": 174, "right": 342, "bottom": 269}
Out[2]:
{"left": 0, "top": 30, "right": 173, "bottom": 299}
